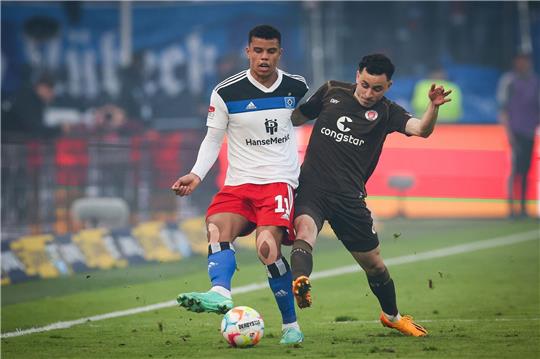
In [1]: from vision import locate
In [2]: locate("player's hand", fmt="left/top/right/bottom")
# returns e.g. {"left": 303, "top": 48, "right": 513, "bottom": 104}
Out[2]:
{"left": 428, "top": 83, "right": 452, "bottom": 106}
{"left": 171, "top": 173, "right": 201, "bottom": 196}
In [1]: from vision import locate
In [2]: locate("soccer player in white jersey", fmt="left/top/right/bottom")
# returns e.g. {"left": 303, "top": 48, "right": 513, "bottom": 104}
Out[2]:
{"left": 171, "top": 25, "right": 308, "bottom": 344}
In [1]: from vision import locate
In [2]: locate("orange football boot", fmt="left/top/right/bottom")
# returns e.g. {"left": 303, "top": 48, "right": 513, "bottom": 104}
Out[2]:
{"left": 380, "top": 313, "right": 428, "bottom": 337}
{"left": 292, "top": 275, "right": 312, "bottom": 308}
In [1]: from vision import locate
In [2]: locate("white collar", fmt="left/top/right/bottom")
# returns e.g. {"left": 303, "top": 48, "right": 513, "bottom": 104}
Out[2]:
{"left": 247, "top": 68, "right": 283, "bottom": 93}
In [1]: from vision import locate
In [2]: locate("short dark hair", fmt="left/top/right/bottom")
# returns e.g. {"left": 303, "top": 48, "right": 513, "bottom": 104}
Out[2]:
{"left": 358, "top": 54, "right": 395, "bottom": 80}
{"left": 248, "top": 25, "right": 281, "bottom": 45}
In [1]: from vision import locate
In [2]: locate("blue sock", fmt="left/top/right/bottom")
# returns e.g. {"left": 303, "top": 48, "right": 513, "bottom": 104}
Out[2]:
{"left": 267, "top": 257, "right": 296, "bottom": 324}
{"left": 207, "top": 243, "right": 236, "bottom": 290}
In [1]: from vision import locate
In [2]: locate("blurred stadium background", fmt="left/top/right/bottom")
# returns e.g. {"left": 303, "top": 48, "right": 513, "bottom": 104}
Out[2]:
{"left": 1, "top": 1, "right": 539, "bottom": 285}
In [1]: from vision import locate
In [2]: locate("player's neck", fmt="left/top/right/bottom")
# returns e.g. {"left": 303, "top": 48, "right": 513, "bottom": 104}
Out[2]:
{"left": 249, "top": 69, "right": 278, "bottom": 88}
{"left": 353, "top": 88, "right": 364, "bottom": 105}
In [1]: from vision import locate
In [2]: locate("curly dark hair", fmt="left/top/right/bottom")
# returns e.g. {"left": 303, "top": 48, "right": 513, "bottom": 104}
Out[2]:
{"left": 358, "top": 54, "right": 395, "bottom": 80}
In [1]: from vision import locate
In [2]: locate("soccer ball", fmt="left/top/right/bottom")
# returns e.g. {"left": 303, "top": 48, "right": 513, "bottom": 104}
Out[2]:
{"left": 221, "top": 306, "right": 264, "bottom": 348}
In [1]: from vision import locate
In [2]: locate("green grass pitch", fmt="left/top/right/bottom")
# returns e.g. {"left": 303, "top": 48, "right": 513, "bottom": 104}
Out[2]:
{"left": 1, "top": 218, "right": 539, "bottom": 358}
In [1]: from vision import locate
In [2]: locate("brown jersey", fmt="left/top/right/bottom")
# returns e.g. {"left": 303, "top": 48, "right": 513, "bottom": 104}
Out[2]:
{"left": 298, "top": 80, "right": 411, "bottom": 198}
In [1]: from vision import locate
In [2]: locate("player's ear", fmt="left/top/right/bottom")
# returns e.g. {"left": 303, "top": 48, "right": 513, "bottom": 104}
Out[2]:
{"left": 355, "top": 70, "right": 360, "bottom": 83}
{"left": 387, "top": 80, "right": 393, "bottom": 89}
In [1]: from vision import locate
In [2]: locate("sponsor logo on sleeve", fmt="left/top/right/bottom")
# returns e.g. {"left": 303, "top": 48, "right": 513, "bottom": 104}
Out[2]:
{"left": 207, "top": 105, "right": 215, "bottom": 119}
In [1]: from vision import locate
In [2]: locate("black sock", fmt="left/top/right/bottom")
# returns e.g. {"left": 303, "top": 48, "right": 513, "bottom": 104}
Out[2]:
{"left": 290, "top": 239, "right": 313, "bottom": 280}
{"left": 367, "top": 267, "right": 398, "bottom": 316}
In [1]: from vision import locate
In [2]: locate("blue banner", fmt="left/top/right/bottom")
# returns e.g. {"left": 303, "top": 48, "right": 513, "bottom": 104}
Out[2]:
{"left": 1, "top": 2, "right": 308, "bottom": 123}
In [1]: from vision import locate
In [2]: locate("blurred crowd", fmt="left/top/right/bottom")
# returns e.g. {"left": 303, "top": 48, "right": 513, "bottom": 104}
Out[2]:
{"left": 2, "top": 1, "right": 538, "bottom": 143}
{"left": 1, "top": 1, "right": 538, "bottom": 237}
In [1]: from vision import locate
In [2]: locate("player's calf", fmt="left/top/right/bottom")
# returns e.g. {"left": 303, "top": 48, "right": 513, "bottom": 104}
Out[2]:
{"left": 290, "top": 239, "right": 313, "bottom": 279}
{"left": 290, "top": 239, "right": 314, "bottom": 309}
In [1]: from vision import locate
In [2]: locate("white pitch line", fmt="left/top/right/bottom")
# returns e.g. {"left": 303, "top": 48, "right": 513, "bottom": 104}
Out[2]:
{"left": 2, "top": 230, "right": 538, "bottom": 339}
{"left": 310, "top": 229, "right": 539, "bottom": 281}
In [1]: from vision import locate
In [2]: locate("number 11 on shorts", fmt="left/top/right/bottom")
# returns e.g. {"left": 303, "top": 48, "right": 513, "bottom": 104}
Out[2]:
{"left": 274, "top": 195, "right": 290, "bottom": 216}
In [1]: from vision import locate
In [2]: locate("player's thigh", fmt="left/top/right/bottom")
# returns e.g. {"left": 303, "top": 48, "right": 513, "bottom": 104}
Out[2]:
{"left": 250, "top": 182, "right": 294, "bottom": 247}
{"left": 294, "top": 182, "right": 326, "bottom": 247}
{"left": 206, "top": 212, "right": 253, "bottom": 243}
{"left": 253, "top": 182, "right": 294, "bottom": 227}
{"left": 206, "top": 185, "right": 257, "bottom": 241}
{"left": 329, "top": 198, "right": 380, "bottom": 255}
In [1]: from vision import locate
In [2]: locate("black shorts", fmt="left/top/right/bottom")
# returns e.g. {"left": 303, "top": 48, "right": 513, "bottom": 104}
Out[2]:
{"left": 294, "top": 182, "right": 379, "bottom": 252}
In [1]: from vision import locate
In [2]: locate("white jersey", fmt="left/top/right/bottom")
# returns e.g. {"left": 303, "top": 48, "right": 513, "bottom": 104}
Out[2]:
{"left": 206, "top": 69, "right": 308, "bottom": 188}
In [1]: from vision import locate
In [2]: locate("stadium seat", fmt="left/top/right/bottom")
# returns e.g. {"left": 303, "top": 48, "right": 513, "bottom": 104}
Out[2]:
{"left": 71, "top": 197, "right": 130, "bottom": 229}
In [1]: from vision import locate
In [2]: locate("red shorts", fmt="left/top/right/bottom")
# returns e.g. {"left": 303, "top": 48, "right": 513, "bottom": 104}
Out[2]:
{"left": 206, "top": 182, "right": 295, "bottom": 245}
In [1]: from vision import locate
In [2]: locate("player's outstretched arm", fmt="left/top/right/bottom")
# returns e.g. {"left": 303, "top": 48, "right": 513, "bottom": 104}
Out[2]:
{"left": 171, "top": 126, "right": 225, "bottom": 196}
{"left": 291, "top": 108, "right": 312, "bottom": 126}
{"left": 405, "top": 83, "right": 451, "bottom": 138}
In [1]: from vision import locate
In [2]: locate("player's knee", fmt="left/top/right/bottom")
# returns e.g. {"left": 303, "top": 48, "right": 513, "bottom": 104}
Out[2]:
{"left": 256, "top": 230, "right": 279, "bottom": 265}
{"left": 354, "top": 247, "right": 385, "bottom": 275}
{"left": 294, "top": 217, "right": 317, "bottom": 247}
{"left": 258, "top": 241, "right": 271, "bottom": 260}
{"left": 207, "top": 223, "right": 220, "bottom": 243}
{"left": 366, "top": 264, "right": 389, "bottom": 279}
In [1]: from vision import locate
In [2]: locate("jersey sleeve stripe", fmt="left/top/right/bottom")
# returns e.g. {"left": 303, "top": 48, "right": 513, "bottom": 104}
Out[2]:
{"left": 215, "top": 71, "right": 247, "bottom": 91}
{"left": 282, "top": 72, "right": 308, "bottom": 86}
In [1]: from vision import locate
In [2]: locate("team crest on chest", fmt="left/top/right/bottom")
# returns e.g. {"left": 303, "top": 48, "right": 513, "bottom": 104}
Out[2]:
{"left": 365, "top": 110, "right": 378, "bottom": 121}
{"left": 284, "top": 97, "right": 296, "bottom": 109}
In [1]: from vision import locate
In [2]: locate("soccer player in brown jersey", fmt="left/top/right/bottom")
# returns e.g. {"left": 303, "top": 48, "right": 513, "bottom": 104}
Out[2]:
{"left": 289, "top": 53, "right": 452, "bottom": 337}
